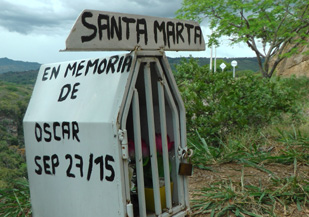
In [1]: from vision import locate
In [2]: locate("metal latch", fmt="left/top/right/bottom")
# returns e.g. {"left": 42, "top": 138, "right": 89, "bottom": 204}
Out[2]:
{"left": 118, "top": 129, "right": 129, "bottom": 160}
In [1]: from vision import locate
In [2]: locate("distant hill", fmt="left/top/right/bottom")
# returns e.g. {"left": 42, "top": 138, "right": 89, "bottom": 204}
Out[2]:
{"left": 167, "top": 57, "right": 261, "bottom": 72}
{"left": 0, "top": 56, "right": 260, "bottom": 75}
{"left": 0, "top": 56, "right": 260, "bottom": 86}
{"left": 0, "top": 70, "right": 38, "bottom": 85}
{"left": 0, "top": 57, "right": 40, "bottom": 74}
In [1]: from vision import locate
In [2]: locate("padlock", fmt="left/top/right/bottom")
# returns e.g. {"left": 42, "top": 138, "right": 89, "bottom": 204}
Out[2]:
{"left": 178, "top": 148, "right": 193, "bottom": 176}
{"left": 178, "top": 159, "right": 193, "bottom": 176}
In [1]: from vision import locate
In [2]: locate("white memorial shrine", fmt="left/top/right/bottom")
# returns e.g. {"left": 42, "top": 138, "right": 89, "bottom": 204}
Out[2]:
{"left": 23, "top": 10, "right": 205, "bottom": 217}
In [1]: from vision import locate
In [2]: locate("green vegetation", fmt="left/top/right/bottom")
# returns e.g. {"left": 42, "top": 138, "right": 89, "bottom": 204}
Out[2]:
{"left": 0, "top": 178, "right": 32, "bottom": 217}
{"left": 1, "top": 58, "right": 309, "bottom": 216}
{"left": 0, "top": 80, "right": 32, "bottom": 216}
{"left": 0, "top": 81, "right": 32, "bottom": 189}
{"left": 168, "top": 57, "right": 260, "bottom": 72}
{"left": 174, "top": 58, "right": 309, "bottom": 216}
{"left": 0, "top": 70, "right": 38, "bottom": 85}
{"left": 174, "top": 58, "right": 299, "bottom": 145}
{"left": 190, "top": 130, "right": 309, "bottom": 216}
{"left": 192, "top": 168, "right": 309, "bottom": 217}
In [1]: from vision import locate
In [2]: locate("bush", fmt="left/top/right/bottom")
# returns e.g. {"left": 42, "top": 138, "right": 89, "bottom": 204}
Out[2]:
{"left": 174, "top": 58, "right": 299, "bottom": 145}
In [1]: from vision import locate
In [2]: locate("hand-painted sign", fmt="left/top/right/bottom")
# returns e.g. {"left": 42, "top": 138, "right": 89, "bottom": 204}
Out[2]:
{"left": 23, "top": 53, "right": 134, "bottom": 217}
{"left": 65, "top": 10, "right": 205, "bottom": 51}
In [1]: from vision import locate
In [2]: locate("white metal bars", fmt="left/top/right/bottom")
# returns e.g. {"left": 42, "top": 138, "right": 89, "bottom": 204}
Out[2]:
{"left": 153, "top": 60, "right": 184, "bottom": 208}
{"left": 132, "top": 89, "right": 147, "bottom": 217}
{"left": 120, "top": 54, "right": 186, "bottom": 216}
{"left": 142, "top": 59, "right": 184, "bottom": 214}
{"left": 144, "top": 62, "right": 162, "bottom": 215}
{"left": 157, "top": 79, "right": 172, "bottom": 211}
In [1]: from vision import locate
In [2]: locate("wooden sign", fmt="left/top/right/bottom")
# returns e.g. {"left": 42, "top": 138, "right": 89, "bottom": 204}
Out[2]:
{"left": 65, "top": 10, "right": 205, "bottom": 51}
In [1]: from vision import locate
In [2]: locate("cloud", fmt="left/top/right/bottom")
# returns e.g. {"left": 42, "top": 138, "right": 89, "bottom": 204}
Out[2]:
{"left": 61, "top": 0, "right": 181, "bottom": 17}
{"left": 0, "top": 0, "right": 182, "bottom": 35}
{"left": 0, "top": 0, "right": 257, "bottom": 64}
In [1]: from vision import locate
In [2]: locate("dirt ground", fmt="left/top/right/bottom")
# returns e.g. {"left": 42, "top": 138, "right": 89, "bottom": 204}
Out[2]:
{"left": 188, "top": 163, "right": 309, "bottom": 217}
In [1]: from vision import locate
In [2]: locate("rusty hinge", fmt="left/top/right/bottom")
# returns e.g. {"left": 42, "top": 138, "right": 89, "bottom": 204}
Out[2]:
{"left": 118, "top": 129, "right": 129, "bottom": 160}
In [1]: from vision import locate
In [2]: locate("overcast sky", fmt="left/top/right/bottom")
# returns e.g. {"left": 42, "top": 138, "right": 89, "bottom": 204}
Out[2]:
{"left": 0, "top": 0, "right": 256, "bottom": 64}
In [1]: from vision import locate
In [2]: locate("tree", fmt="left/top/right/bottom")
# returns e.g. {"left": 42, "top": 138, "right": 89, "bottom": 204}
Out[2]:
{"left": 176, "top": 0, "right": 309, "bottom": 78}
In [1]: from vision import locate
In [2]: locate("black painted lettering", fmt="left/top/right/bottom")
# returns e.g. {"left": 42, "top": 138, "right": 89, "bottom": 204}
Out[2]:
{"left": 194, "top": 26, "right": 202, "bottom": 44}
{"left": 51, "top": 154, "right": 59, "bottom": 175}
{"left": 42, "top": 67, "right": 50, "bottom": 81}
{"left": 94, "top": 156, "right": 104, "bottom": 181}
{"left": 111, "top": 16, "right": 122, "bottom": 40}
{"left": 35, "top": 123, "right": 42, "bottom": 142}
{"left": 136, "top": 18, "right": 148, "bottom": 45}
{"left": 122, "top": 17, "right": 136, "bottom": 40}
{"left": 58, "top": 83, "right": 80, "bottom": 102}
{"left": 76, "top": 61, "right": 85, "bottom": 77}
{"left": 71, "top": 83, "right": 80, "bottom": 100}
{"left": 105, "top": 155, "right": 115, "bottom": 182}
{"left": 43, "top": 155, "right": 52, "bottom": 175}
{"left": 85, "top": 59, "right": 99, "bottom": 76}
{"left": 64, "top": 62, "right": 77, "bottom": 78}
{"left": 75, "top": 154, "right": 83, "bottom": 178}
{"left": 154, "top": 21, "right": 166, "bottom": 46}
{"left": 98, "top": 59, "right": 107, "bottom": 74}
{"left": 107, "top": 55, "right": 119, "bottom": 74}
{"left": 117, "top": 56, "right": 124, "bottom": 72}
{"left": 35, "top": 122, "right": 80, "bottom": 142}
{"left": 65, "top": 154, "right": 75, "bottom": 178}
{"left": 98, "top": 14, "right": 110, "bottom": 40}
{"left": 43, "top": 123, "right": 52, "bottom": 142}
{"left": 34, "top": 156, "right": 42, "bottom": 175}
{"left": 58, "top": 84, "right": 71, "bottom": 102}
{"left": 167, "top": 21, "right": 175, "bottom": 48}
{"left": 62, "top": 121, "right": 70, "bottom": 140}
{"left": 53, "top": 122, "right": 61, "bottom": 141}
{"left": 185, "top": 23, "right": 194, "bottom": 45}
{"left": 121, "top": 55, "right": 133, "bottom": 73}
{"left": 50, "top": 65, "right": 61, "bottom": 80}
{"left": 87, "top": 153, "right": 94, "bottom": 181}
{"left": 72, "top": 121, "right": 80, "bottom": 142}
{"left": 176, "top": 22, "right": 185, "bottom": 44}
{"left": 81, "top": 11, "right": 97, "bottom": 43}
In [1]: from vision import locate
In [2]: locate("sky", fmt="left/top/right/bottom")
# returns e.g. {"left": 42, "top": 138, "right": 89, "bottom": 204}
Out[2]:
{"left": 0, "top": 0, "right": 256, "bottom": 64}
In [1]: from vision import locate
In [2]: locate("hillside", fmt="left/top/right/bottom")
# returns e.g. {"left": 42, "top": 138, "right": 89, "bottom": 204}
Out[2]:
{"left": 168, "top": 57, "right": 260, "bottom": 72}
{"left": 0, "top": 70, "right": 38, "bottom": 85}
{"left": 0, "top": 56, "right": 261, "bottom": 88}
{"left": 0, "top": 81, "right": 32, "bottom": 188}
{"left": 0, "top": 56, "right": 259, "bottom": 79}
{"left": 0, "top": 58, "right": 40, "bottom": 74}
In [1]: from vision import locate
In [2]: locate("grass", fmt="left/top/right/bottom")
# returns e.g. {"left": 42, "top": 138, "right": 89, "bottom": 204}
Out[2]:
{"left": 187, "top": 75, "right": 309, "bottom": 216}
{"left": 191, "top": 164, "right": 309, "bottom": 217}
{"left": 0, "top": 178, "right": 32, "bottom": 217}
{"left": 189, "top": 124, "right": 309, "bottom": 216}
{"left": 1, "top": 74, "right": 309, "bottom": 216}
{"left": 189, "top": 123, "right": 309, "bottom": 165}
{"left": 194, "top": 178, "right": 308, "bottom": 216}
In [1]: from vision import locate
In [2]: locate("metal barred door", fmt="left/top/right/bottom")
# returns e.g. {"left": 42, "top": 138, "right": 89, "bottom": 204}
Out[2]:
{"left": 119, "top": 52, "right": 190, "bottom": 217}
